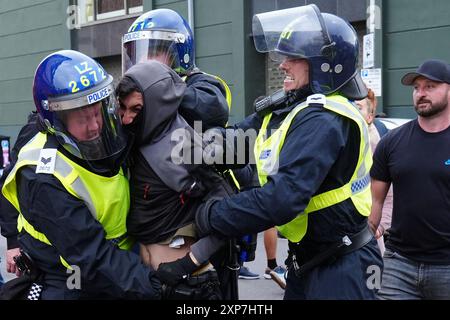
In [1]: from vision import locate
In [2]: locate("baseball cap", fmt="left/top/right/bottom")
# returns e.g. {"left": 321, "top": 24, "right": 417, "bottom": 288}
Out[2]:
{"left": 401, "top": 59, "right": 450, "bottom": 85}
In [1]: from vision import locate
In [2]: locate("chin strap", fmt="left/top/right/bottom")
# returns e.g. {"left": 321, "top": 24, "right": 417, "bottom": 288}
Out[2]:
{"left": 288, "top": 86, "right": 313, "bottom": 105}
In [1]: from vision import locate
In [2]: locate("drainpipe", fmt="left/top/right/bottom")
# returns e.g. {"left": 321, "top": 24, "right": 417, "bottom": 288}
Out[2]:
{"left": 188, "top": 0, "right": 195, "bottom": 37}
{"left": 364, "top": 0, "right": 384, "bottom": 113}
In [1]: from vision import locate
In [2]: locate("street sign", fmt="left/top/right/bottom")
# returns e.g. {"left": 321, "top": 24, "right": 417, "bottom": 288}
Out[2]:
{"left": 361, "top": 68, "right": 382, "bottom": 96}
{"left": 363, "top": 33, "right": 375, "bottom": 69}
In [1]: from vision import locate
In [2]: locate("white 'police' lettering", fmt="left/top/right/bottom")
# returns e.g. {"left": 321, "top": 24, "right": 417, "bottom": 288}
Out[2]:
{"left": 87, "top": 87, "right": 110, "bottom": 105}
{"left": 123, "top": 31, "right": 145, "bottom": 43}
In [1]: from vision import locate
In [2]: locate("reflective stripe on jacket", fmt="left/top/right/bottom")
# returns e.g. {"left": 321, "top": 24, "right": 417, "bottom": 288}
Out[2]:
{"left": 254, "top": 94, "right": 372, "bottom": 242}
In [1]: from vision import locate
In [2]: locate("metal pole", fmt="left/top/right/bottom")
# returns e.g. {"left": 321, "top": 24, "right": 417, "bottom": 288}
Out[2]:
{"left": 187, "top": 0, "right": 195, "bottom": 37}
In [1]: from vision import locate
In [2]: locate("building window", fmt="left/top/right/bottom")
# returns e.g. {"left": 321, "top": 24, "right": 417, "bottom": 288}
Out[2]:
{"left": 78, "top": 0, "right": 95, "bottom": 24}
{"left": 127, "top": 0, "right": 143, "bottom": 14}
{"left": 77, "top": 0, "right": 143, "bottom": 25}
{"left": 97, "top": 0, "right": 125, "bottom": 20}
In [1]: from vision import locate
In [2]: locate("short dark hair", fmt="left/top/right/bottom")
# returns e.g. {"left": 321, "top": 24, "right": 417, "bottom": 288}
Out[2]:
{"left": 115, "top": 76, "right": 142, "bottom": 102}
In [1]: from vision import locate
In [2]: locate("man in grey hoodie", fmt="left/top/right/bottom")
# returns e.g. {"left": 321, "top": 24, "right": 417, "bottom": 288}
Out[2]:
{"left": 116, "top": 61, "right": 234, "bottom": 299}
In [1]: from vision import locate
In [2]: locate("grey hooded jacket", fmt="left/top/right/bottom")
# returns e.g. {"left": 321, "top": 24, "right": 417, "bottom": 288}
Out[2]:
{"left": 124, "top": 61, "right": 232, "bottom": 244}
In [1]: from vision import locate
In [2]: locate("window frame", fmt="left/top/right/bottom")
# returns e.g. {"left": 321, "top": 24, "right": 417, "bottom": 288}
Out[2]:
{"left": 76, "top": 0, "right": 143, "bottom": 26}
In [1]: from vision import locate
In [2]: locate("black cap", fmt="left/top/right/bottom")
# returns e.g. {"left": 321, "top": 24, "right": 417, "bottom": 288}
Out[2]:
{"left": 401, "top": 59, "right": 450, "bottom": 85}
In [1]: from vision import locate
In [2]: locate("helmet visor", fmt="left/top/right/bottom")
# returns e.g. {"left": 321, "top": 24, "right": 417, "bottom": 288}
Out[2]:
{"left": 50, "top": 85, "right": 126, "bottom": 161}
{"left": 252, "top": 5, "right": 325, "bottom": 58}
{"left": 122, "top": 30, "right": 184, "bottom": 74}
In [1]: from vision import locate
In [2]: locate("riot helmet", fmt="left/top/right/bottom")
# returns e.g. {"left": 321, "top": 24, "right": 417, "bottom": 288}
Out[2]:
{"left": 122, "top": 9, "right": 195, "bottom": 75}
{"left": 33, "top": 50, "right": 126, "bottom": 161}
{"left": 253, "top": 4, "right": 367, "bottom": 98}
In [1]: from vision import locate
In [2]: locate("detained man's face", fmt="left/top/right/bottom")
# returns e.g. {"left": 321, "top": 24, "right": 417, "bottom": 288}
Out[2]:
{"left": 279, "top": 58, "right": 310, "bottom": 92}
{"left": 65, "top": 102, "right": 103, "bottom": 141}
{"left": 118, "top": 91, "right": 143, "bottom": 125}
{"left": 413, "top": 77, "right": 449, "bottom": 118}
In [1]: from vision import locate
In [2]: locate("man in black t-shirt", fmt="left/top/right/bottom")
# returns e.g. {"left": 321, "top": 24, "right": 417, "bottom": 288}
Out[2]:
{"left": 369, "top": 59, "right": 450, "bottom": 300}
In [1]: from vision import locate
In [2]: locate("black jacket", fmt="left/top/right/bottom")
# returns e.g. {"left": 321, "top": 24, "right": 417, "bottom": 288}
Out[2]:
{"left": 180, "top": 71, "right": 229, "bottom": 130}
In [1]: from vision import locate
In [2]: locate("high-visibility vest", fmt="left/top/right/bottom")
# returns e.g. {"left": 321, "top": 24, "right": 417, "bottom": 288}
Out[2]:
{"left": 254, "top": 94, "right": 372, "bottom": 243}
{"left": 2, "top": 132, "right": 132, "bottom": 268}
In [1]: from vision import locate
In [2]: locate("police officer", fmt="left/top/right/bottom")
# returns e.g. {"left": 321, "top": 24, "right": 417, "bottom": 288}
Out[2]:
{"left": 193, "top": 5, "right": 383, "bottom": 299}
{"left": 121, "top": 8, "right": 231, "bottom": 131}
{"left": 1, "top": 50, "right": 161, "bottom": 299}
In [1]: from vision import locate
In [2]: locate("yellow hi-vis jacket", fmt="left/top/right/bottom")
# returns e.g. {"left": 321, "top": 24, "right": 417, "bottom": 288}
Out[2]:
{"left": 2, "top": 132, "right": 132, "bottom": 268}
{"left": 254, "top": 94, "right": 372, "bottom": 243}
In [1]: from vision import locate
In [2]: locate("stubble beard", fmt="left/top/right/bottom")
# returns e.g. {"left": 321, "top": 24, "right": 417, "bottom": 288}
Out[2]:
{"left": 415, "top": 97, "right": 448, "bottom": 117}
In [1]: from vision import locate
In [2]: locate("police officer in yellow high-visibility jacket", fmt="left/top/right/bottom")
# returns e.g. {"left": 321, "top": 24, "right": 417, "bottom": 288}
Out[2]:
{"left": 194, "top": 5, "right": 383, "bottom": 299}
{"left": 1, "top": 50, "right": 161, "bottom": 299}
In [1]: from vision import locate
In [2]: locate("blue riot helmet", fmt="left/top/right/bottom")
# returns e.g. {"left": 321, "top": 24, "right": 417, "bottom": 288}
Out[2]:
{"left": 122, "top": 9, "right": 195, "bottom": 75}
{"left": 253, "top": 5, "right": 367, "bottom": 98}
{"left": 33, "top": 50, "right": 126, "bottom": 161}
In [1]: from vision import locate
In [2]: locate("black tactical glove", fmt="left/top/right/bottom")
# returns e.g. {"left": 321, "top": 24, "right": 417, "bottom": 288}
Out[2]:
{"left": 156, "top": 253, "right": 199, "bottom": 287}
{"left": 161, "top": 270, "right": 223, "bottom": 300}
{"left": 195, "top": 198, "right": 220, "bottom": 238}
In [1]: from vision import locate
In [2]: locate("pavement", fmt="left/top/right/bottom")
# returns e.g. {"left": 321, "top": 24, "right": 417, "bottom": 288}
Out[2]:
{"left": 238, "top": 232, "right": 288, "bottom": 300}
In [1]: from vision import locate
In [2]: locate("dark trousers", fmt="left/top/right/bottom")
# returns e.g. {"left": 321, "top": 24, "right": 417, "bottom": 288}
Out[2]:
{"left": 284, "top": 238, "right": 383, "bottom": 300}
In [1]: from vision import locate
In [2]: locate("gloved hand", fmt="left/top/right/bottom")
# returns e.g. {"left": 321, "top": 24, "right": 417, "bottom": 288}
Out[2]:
{"left": 156, "top": 253, "right": 199, "bottom": 287}
{"left": 195, "top": 198, "right": 220, "bottom": 238}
